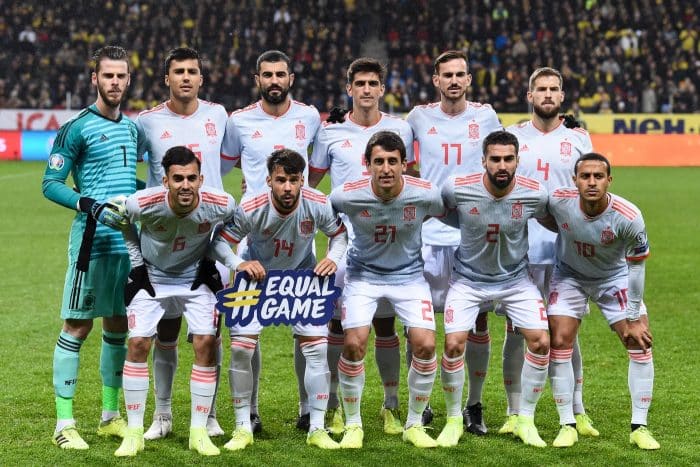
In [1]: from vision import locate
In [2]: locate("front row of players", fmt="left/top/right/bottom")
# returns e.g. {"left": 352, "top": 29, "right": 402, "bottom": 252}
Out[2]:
{"left": 110, "top": 130, "right": 657, "bottom": 454}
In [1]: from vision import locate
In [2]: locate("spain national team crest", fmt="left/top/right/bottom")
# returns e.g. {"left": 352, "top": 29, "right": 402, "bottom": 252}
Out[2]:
{"left": 300, "top": 218, "right": 314, "bottom": 235}
{"left": 403, "top": 205, "right": 416, "bottom": 221}
{"left": 511, "top": 201, "right": 523, "bottom": 219}
{"left": 468, "top": 121, "right": 480, "bottom": 139}
{"left": 198, "top": 221, "right": 211, "bottom": 234}
{"left": 295, "top": 122, "right": 306, "bottom": 140}
{"left": 445, "top": 306, "right": 454, "bottom": 324}
{"left": 560, "top": 141, "right": 572, "bottom": 158}
{"left": 205, "top": 121, "right": 217, "bottom": 137}
{"left": 600, "top": 226, "right": 615, "bottom": 244}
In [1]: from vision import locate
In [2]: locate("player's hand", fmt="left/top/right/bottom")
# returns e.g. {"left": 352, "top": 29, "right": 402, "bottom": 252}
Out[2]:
{"left": 326, "top": 106, "right": 348, "bottom": 123}
{"left": 623, "top": 319, "right": 653, "bottom": 351}
{"left": 79, "top": 196, "right": 128, "bottom": 230}
{"left": 191, "top": 257, "right": 224, "bottom": 292}
{"left": 236, "top": 261, "right": 266, "bottom": 281}
{"left": 314, "top": 258, "right": 337, "bottom": 276}
{"left": 124, "top": 264, "right": 156, "bottom": 306}
{"left": 561, "top": 114, "right": 582, "bottom": 129}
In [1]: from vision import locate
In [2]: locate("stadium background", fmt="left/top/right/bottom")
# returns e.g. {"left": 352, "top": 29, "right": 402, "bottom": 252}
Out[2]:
{"left": 1, "top": 1, "right": 700, "bottom": 465}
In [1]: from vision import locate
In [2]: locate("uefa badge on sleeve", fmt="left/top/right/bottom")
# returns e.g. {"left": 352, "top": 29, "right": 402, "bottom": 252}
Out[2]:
{"left": 216, "top": 270, "right": 341, "bottom": 328}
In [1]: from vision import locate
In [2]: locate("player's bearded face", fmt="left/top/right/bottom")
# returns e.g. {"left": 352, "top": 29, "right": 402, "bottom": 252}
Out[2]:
{"left": 164, "top": 161, "right": 203, "bottom": 215}
{"left": 483, "top": 144, "right": 518, "bottom": 190}
{"left": 257, "top": 61, "right": 293, "bottom": 105}
{"left": 93, "top": 59, "right": 130, "bottom": 108}
{"left": 268, "top": 166, "right": 302, "bottom": 213}
{"left": 529, "top": 75, "right": 563, "bottom": 120}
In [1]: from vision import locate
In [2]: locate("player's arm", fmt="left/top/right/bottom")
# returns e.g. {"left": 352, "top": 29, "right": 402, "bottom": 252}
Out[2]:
{"left": 315, "top": 223, "right": 348, "bottom": 276}
{"left": 220, "top": 117, "right": 242, "bottom": 176}
{"left": 209, "top": 233, "right": 266, "bottom": 281}
{"left": 537, "top": 212, "right": 559, "bottom": 232}
{"left": 120, "top": 217, "right": 155, "bottom": 304}
{"left": 308, "top": 168, "right": 327, "bottom": 188}
{"left": 435, "top": 181, "right": 459, "bottom": 227}
{"left": 623, "top": 259, "right": 652, "bottom": 351}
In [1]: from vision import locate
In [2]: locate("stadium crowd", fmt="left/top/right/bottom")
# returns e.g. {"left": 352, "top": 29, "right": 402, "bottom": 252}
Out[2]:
{"left": 1, "top": 0, "right": 697, "bottom": 113}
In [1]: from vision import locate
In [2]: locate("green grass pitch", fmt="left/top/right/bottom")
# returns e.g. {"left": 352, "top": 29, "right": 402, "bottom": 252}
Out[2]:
{"left": 1, "top": 162, "right": 698, "bottom": 466}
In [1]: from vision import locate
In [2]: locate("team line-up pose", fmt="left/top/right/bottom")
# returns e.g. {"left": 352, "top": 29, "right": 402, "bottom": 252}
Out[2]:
{"left": 44, "top": 46, "right": 660, "bottom": 454}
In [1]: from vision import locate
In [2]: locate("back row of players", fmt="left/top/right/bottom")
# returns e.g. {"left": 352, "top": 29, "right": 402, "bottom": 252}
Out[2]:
{"left": 43, "top": 46, "right": 658, "bottom": 455}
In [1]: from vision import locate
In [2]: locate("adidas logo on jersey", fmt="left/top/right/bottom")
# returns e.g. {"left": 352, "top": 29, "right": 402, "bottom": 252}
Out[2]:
{"left": 252, "top": 130, "right": 263, "bottom": 139}
{"left": 359, "top": 209, "right": 371, "bottom": 218}
{"left": 341, "top": 139, "right": 352, "bottom": 148}
{"left": 160, "top": 130, "right": 172, "bottom": 139}
{"left": 100, "top": 134, "right": 109, "bottom": 142}
{"left": 469, "top": 207, "right": 479, "bottom": 215}
{"left": 521, "top": 144, "right": 529, "bottom": 151}
{"left": 427, "top": 126, "right": 437, "bottom": 135}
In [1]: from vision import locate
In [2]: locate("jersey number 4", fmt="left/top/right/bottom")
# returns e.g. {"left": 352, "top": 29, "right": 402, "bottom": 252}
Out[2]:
{"left": 274, "top": 238, "right": 295, "bottom": 257}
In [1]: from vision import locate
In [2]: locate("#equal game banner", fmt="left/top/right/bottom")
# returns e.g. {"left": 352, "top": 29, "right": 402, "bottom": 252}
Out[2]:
{"left": 216, "top": 270, "right": 341, "bottom": 328}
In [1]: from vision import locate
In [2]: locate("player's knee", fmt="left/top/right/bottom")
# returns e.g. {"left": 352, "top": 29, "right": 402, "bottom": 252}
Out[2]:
{"left": 444, "top": 333, "right": 466, "bottom": 358}
{"left": 63, "top": 318, "right": 93, "bottom": 340}
{"left": 192, "top": 334, "right": 217, "bottom": 366}
{"left": 342, "top": 338, "right": 367, "bottom": 361}
{"left": 157, "top": 317, "right": 182, "bottom": 341}
{"left": 526, "top": 332, "right": 550, "bottom": 355}
{"left": 127, "top": 336, "right": 152, "bottom": 362}
{"left": 372, "top": 316, "right": 396, "bottom": 336}
{"left": 549, "top": 331, "right": 575, "bottom": 350}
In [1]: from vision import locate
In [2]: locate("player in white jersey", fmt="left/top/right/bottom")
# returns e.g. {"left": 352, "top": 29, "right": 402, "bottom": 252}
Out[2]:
{"left": 210, "top": 149, "right": 347, "bottom": 450}
{"left": 308, "top": 58, "right": 415, "bottom": 435}
{"left": 134, "top": 47, "right": 228, "bottom": 439}
{"left": 545, "top": 153, "right": 658, "bottom": 450}
{"left": 502, "top": 66, "right": 598, "bottom": 437}
{"left": 435, "top": 130, "right": 551, "bottom": 448}
{"left": 221, "top": 51, "right": 321, "bottom": 430}
{"left": 114, "top": 146, "right": 236, "bottom": 457}
{"left": 330, "top": 131, "right": 445, "bottom": 449}
{"left": 407, "top": 50, "right": 502, "bottom": 434}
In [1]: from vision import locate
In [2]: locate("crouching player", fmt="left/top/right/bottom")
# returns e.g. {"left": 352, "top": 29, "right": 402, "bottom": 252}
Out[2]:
{"left": 546, "top": 153, "right": 659, "bottom": 449}
{"left": 114, "top": 146, "right": 237, "bottom": 457}
{"left": 211, "top": 149, "right": 348, "bottom": 450}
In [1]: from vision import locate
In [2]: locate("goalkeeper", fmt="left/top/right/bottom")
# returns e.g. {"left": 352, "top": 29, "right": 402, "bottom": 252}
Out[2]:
{"left": 42, "top": 46, "right": 140, "bottom": 451}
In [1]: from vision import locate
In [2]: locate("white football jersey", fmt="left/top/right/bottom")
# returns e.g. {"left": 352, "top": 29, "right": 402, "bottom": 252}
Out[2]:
{"left": 407, "top": 101, "right": 502, "bottom": 246}
{"left": 309, "top": 111, "right": 415, "bottom": 190}
{"left": 507, "top": 119, "right": 593, "bottom": 263}
{"left": 217, "top": 187, "right": 344, "bottom": 269}
{"left": 549, "top": 189, "right": 649, "bottom": 282}
{"left": 221, "top": 100, "right": 320, "bottom": 193}
{"left": 330, "top": 176, "right": 444, "bottom": 285}
{"left": 135, "top": 99, "right": 228, "bottom": 189}
{"left": 442, "top": 174, "right": 548, "bottom": 286}
{"left": 125, "top": 186, "right": 236, "bottom": 284}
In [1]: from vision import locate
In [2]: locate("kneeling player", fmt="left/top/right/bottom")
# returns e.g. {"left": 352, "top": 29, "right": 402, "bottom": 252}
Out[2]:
{"left": 212, "top": 149, "right": 347, "bottom": 450}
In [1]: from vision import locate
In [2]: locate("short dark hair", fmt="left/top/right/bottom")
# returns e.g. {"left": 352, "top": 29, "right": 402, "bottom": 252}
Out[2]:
{"left": 528, "top": 67, "right": 563, "bottom": 91}
{"left": 267, "top": 148, "right": 306, "bottom": 175}
{"left": 164, "top": 47, "right": 202, "bottom": 75}
{"left": 364, "top": 131, "right": 406, "bottom": 164}
{"left": 433, "top": 50, "right": 469, "bottom": 75}
{"left": 574, "top": 152, "right": 611, "bottom": 175}
{"left": 482, "top": 130, "right": 520, "bottom": 156}
{"left": 162, "top": 146, "right": 201, "bottom": 174}
{"left": 256, "top": 50, "right": 292, "bottom": 74}
{"left": 92, "top": 46, "right": 129, "bottom": 73}
{"left": 347, "top": 57, "right": 386, "bottom": 84}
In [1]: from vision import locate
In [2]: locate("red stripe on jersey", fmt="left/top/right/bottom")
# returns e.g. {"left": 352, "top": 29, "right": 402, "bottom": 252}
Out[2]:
{"left": 219, "top": 229, "right": 240, "bottom": 244}
{"left": 455, "top": 174, "right": 481, "bottom": 186}
{"left": 612, "top": 200, "right": 637, "bottom": 220}
{"left": 573, "top": 127, "right": 589, "bottom": 135}
{"left": 241, "top": 193, "right": 269, "bottom": 213}
{"left": 308, "top": 165, "right": 327, "bottom": 174}
{"left": 626, "top": 251, "right": 650, "bottom": 261}
{"left": 230, "top": 102, "right": 258, "bottom": 116}
{"left": 221, "top": 153, "right": 239, "bottom": 161}
{"left": 138, "top": 102, "right": 166, "bottom": 116}
{"left": 515, "top": 175, "right": 541, "bottom": 190}
{"left": 138, "top": 192, "right": 166, "bottom": 208}
{"left": 553, "top": 189, "right": 579, "bottom": 198}
{"left": 201, "top": 193, "right": 229, "bottom": 207}
{"left": 405, "top": 176, "right": 432, "bottom": 189}
{"left": 343, "top": 179, "right": 370, "bottom": 191}
{"left": 301, "top": 188, "right": 327, "bottom": 204}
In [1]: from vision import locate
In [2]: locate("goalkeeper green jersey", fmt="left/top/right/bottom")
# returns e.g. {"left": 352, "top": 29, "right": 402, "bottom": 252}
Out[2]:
{"left": 42, "top": 104, "right": 138, "bottom": 260}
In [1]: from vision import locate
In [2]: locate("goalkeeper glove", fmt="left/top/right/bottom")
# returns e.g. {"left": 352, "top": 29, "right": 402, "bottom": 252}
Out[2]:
{"left": 191, "top": 257, "right": 224, "bottom": 293}
{"left": 78, "top": 196, "right": 128, "bottom": 230}
{"left": 124, "top": 264, "right": 156, "bottom": 306}
{"left": 561, "top": 114, "right": 582, "bottom": 129}
{"left": 326, "top": 106, "right": 349, "bottom": 123}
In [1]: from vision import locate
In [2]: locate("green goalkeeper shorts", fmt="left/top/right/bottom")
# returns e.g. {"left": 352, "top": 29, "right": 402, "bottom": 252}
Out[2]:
{"left": 60, "top": 254, "right": 131, "bottom": 319}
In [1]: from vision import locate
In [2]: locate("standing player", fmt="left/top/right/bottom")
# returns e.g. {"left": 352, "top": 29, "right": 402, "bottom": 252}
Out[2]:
{"left": 42, "top": 46, "right": 137, "bottom": 450}
{"left": 505, "top": 67, "right": 597, "bottom": 437}
{"left": 308, "top": 57, "right": 415, "bottom": 435}
{"left": 134, "top": 47, "right": 228, "bottom": 440}
{"left": 546, "top": 153, "right": 658, "bottom": 449}
{"left": 406, "top": 50, "right": 502, "bottom": 434}
{"left": 114, "top": 146, "right": 236, "bottom": 457}
{"left": 436, "top": 130, "right": 551, "bottom": 448}
{"left": 221, "top": 50, "right": 321, "bottom": 431}
{"left": 330, "top": 131, "right": 445, "bottom": 449}
{"left": 210, "top": 149, "right": 347, "bottom": 450}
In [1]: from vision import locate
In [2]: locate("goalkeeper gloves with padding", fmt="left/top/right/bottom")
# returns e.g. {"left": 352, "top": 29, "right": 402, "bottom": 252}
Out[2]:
{"left": 191, "top": 257, "right": 224, "bottom": 293}
{"left": 124, "top": 264, "right": 156, "bottom": 306}
{"left": 78, "top": 196, "right": 128, "bottom": 230}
